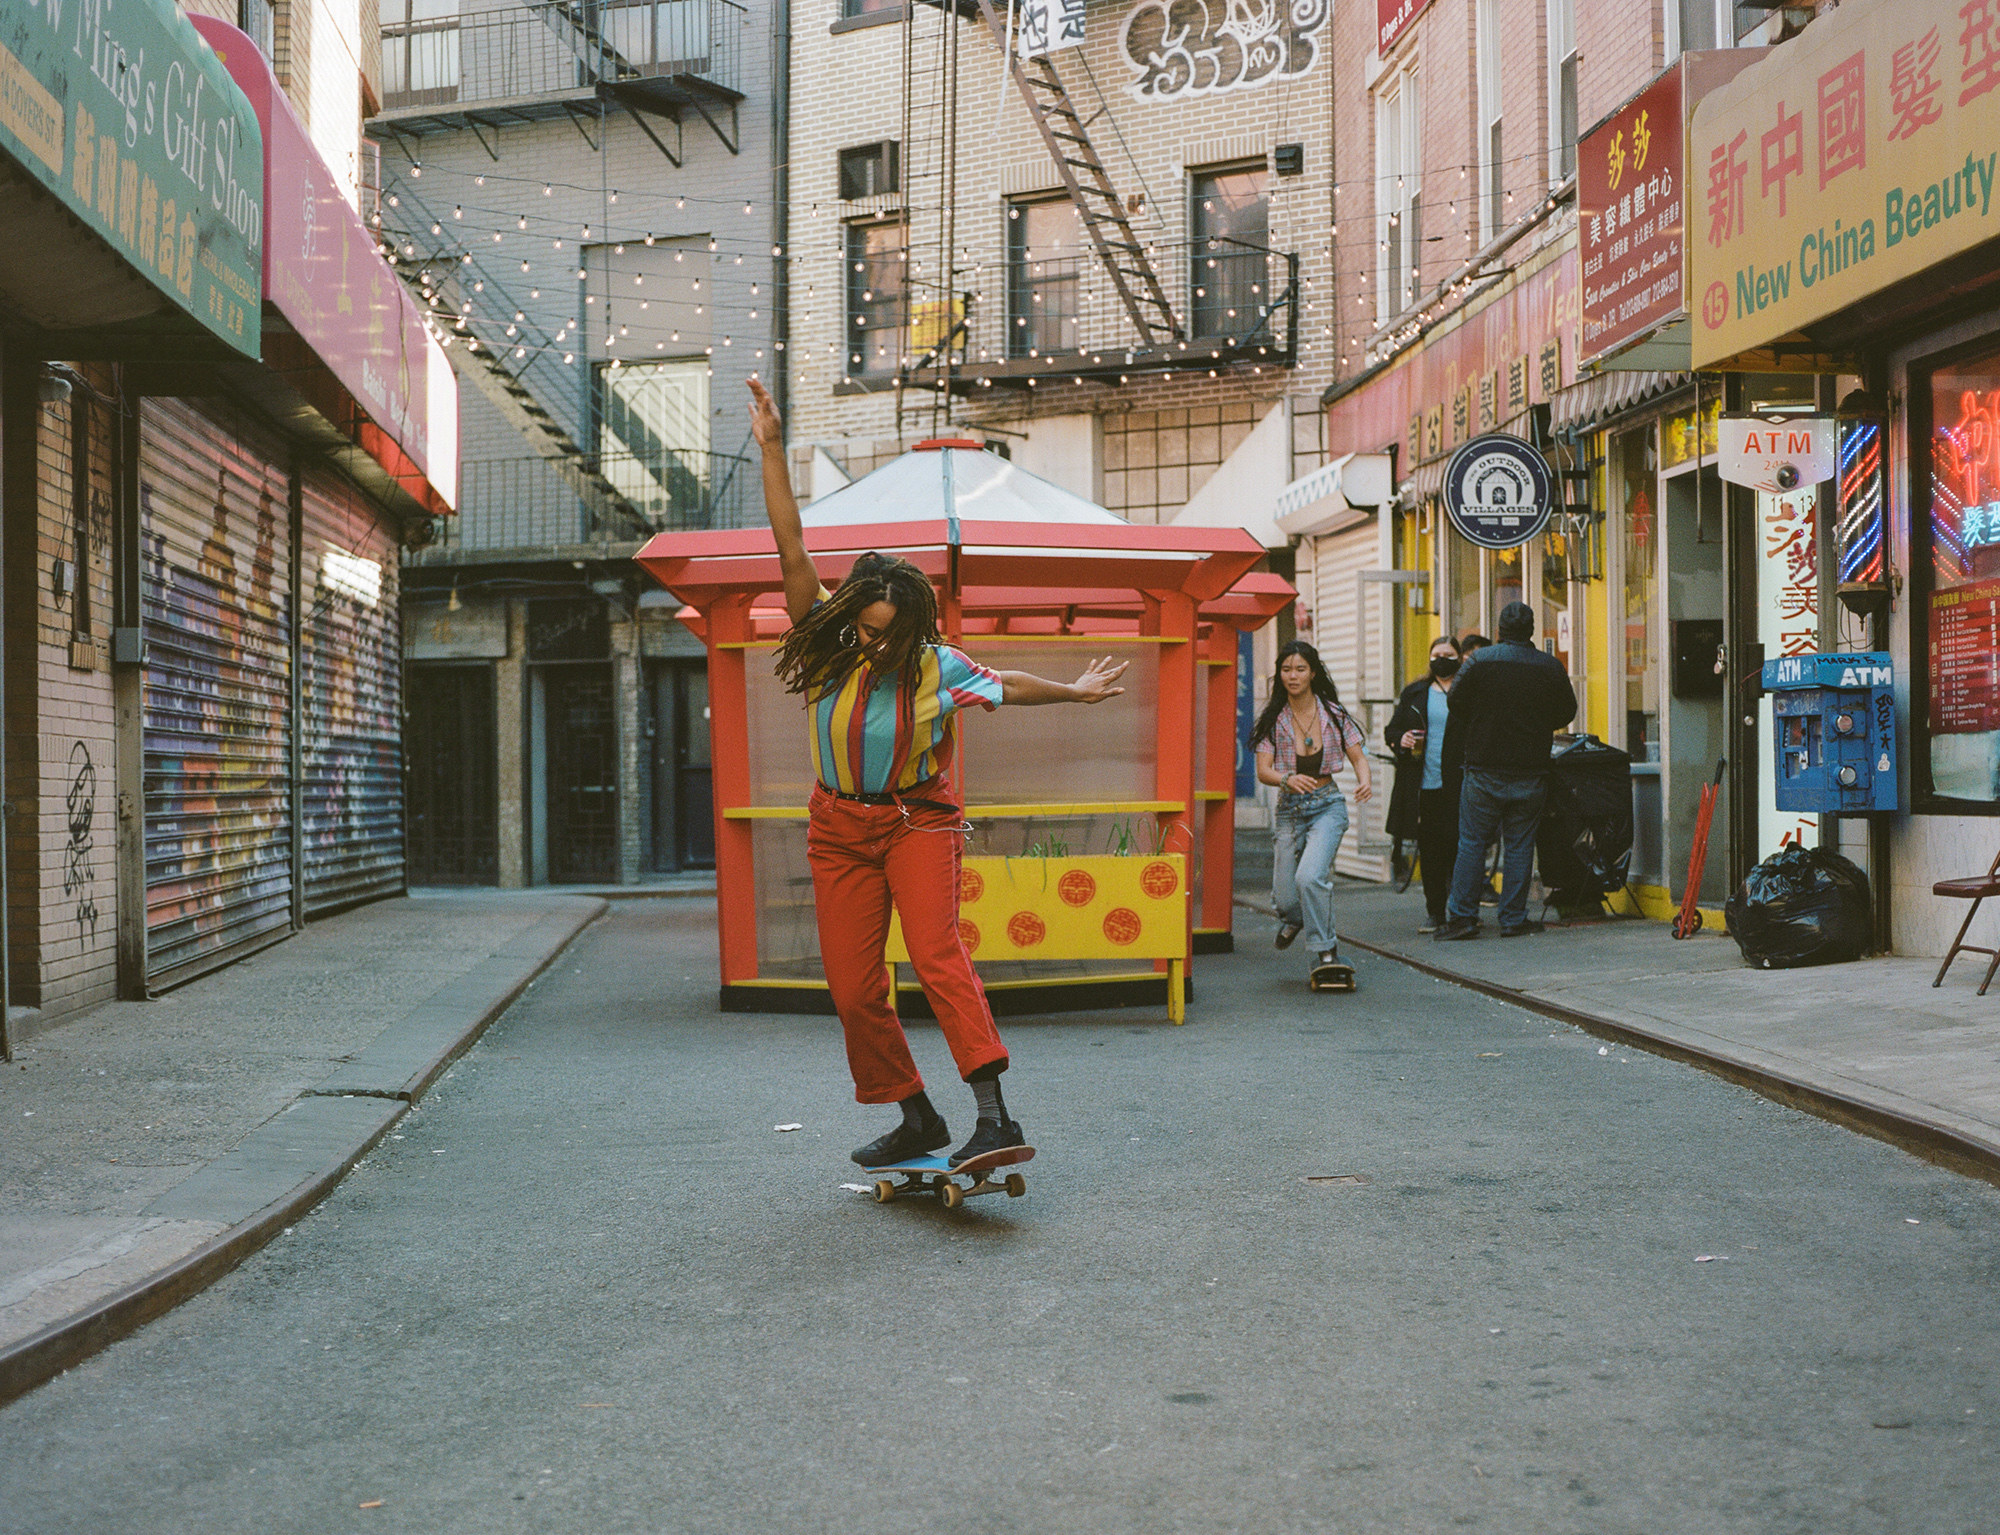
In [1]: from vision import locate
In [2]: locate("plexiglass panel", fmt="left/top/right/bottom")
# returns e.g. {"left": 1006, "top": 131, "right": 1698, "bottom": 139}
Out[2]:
{"left": 741, "top": 645, "right": 818, "bottom": 807}
{"left": 957, "top": 640, "right": 1164, "bottom": 804}
{"left": 752, "top": 819, "right": 824, "bottom": 979}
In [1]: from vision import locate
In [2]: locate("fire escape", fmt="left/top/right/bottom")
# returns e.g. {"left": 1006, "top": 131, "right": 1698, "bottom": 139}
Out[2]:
{"left": 888, "top": 0, "right": 1296, "bottom": 410}
{"left": 371, "top": 0, "right": 747, "bottom": 557}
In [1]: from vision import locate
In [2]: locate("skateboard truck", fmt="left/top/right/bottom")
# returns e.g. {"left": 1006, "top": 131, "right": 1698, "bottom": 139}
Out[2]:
{"left": 862, "top": 1147, "right": 1035, "bottom": 1210}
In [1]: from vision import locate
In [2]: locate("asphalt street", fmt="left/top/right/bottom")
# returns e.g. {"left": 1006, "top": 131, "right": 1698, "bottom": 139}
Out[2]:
{"left": 4, "top": 902, "right": 1996, "bottom": 1534}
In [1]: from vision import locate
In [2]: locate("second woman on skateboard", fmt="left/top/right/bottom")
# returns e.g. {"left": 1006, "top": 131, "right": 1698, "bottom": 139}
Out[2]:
{"left": 1252, "top": 641, "right": 1372, "bottom": 983}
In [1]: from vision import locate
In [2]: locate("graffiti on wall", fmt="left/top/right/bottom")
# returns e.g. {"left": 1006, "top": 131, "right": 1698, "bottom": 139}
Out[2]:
{"left": 1118, "top": 0, "right": 1328, "bottom": 102}
{"left": 64, "top": 741, "right": 99, "bottom": 938}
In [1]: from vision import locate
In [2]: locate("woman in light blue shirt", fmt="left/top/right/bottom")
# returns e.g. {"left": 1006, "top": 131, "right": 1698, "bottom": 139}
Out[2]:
{"left": 1384, "top": 635, "right": 1465, "bottom": 932}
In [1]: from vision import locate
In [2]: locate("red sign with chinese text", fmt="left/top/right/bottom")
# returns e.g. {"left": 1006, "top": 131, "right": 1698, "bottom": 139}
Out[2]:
{"left": 1929, "top": 576, "right": 2000, "bottom": 735}
{"left": 1377, "top": 0, "right": 1435, "bottom": 55}
{"left": 1579, "top": 68, "right": 1684, "bottom": 364}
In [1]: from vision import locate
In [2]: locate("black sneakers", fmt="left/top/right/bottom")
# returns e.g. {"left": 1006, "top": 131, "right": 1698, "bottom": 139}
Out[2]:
{"left": 852, "top": 1114, "right": 951, "bottom": 1167}
{"left": 950, "top": 1117, "right": 1026, "bottom": 1166}
{"left": 1275, "top": 922, "right": 1303, "bottom": 950}
{"left": 1500, "top": 920, "right": 1547, "bottom": 938}
{"left": 1433, "top": 915, "right": 1482, "bottom": 941}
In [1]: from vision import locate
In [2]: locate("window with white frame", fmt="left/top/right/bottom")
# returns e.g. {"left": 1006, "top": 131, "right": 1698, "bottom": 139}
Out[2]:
{"left": 1666, "top": 0, "right": 1756, "bottom": 60}
{"left": 1476, "top": 0, "right": 1503, "bottom": 242}
{"left": 1376, "top": 65, "right": 1421, "bottom": 322}
{"left": 1548, "top": 0, "right": 1577, "bottom": 184}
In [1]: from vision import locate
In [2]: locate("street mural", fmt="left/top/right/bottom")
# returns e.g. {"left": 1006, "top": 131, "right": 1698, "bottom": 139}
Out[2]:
{"left": 1118, "top": 0, "right": 1328, "bottom": 102}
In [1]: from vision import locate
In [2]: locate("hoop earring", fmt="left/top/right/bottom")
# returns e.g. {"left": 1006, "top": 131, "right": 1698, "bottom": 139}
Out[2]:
{"left": 840, "top": 624, "right": 858, "bottom": 649}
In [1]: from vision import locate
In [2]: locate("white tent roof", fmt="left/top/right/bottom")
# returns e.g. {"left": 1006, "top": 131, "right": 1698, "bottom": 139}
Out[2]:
{"left": 801, "top": 443, "right": 1125, "bottom": 534}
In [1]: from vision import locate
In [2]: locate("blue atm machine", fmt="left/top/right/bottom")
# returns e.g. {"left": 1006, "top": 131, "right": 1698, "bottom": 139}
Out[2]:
{"left": 1759, "top": 651, "right": 1899, "bottom": 814}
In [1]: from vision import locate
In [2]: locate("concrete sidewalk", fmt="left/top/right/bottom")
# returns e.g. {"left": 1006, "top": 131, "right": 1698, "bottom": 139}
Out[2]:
{"left": 1262, "top": 874, "right": 2000, "bottom": 1183}
{"left": 0, "top": 891, "right": 605, "bottom": 1404}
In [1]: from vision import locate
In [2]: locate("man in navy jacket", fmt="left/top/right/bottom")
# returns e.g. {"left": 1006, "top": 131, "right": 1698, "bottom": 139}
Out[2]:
{"left": 1435, "top": 601, "right": 1577, "bottom": 939}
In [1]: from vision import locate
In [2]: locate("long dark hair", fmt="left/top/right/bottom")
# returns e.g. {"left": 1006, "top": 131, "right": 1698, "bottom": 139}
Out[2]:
{"left": 1251, "top": 639, "right": 1350, "bottom": 748}
{"left": 773, "top": 551, "right": 941, "bottom": 700}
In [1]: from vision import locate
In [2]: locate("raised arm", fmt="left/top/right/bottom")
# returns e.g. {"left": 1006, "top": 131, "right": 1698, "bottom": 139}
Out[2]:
{"left": 747, "top": 378, "right": 819, "bottom": 625}
{"left": 995, "top": 655, "right": 1129, "bottom": 706}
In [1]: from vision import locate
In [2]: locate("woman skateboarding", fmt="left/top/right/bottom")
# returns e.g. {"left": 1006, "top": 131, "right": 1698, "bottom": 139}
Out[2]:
{"left": 745, "top": 379, "right": 1129, "bottom": 1167}
{"left": 1251, "top": 641, "right": 1372, "bottom": 986}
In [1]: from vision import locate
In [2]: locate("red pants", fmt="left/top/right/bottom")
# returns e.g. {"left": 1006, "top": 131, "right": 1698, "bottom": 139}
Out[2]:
{"left": 805, "top": 783, "right": 1007, "bottom": 1104}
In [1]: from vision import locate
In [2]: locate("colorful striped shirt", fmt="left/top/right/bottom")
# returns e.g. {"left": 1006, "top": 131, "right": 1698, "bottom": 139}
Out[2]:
{"left": 808, "top": 645, "right": 1005, "bottom": 794}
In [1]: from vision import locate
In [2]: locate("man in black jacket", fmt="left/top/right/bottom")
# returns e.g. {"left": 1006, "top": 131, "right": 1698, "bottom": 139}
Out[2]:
{"left": 1436, "top": 601, "right": 1577, "bottom": 940}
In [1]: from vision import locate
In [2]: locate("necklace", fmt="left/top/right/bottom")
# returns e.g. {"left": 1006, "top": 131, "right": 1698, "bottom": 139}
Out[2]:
{"left": 1289, "top": 697, "right": 1319, "bottom": 750}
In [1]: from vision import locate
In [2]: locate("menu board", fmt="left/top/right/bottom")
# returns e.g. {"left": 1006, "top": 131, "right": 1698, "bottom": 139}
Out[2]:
{"left": 1929, "top": 577, "right": 2000, "bottom": 734}
{"left": 1925, "top": 347, "right": 2000, "bottom": 803}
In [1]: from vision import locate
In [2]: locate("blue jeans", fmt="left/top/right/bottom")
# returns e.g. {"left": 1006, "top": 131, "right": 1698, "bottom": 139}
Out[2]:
{"left": 1446, "top": 769, "right": 1547, "bottom": 930}
{"left": 1273, "top": 785, "right": 1348, "bottom": 955}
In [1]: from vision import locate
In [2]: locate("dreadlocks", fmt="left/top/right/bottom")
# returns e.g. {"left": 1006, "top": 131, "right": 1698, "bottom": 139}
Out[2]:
{"left": 773, "top": 551, "right": 942, "bottom": 701}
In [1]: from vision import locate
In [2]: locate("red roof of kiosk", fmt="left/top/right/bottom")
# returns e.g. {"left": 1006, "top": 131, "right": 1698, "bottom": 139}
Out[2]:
{"left": 634, "top": 440, "right": 1268, "bottom": 611}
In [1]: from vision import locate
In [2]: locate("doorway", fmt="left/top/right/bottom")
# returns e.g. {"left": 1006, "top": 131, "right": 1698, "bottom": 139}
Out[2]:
{"left": 535, "top": 665, "right": 620, "bottom": 884}
{"left": 648, "top": 660, "right": 714, "bottom": 871}
{"left": 406, "top": 664, "right": 499, "bottom": 885}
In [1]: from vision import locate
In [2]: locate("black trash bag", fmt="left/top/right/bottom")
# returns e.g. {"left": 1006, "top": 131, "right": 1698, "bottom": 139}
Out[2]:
{"left": 1535, "top": 735, "right": 1634, "bottom": 908}
{"left": 1723, "top": 844, "right": 1873, "bottom": 969}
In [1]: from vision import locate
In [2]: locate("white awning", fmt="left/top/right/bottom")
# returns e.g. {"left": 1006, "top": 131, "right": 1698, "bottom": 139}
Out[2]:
{"left": 1273, "top": 452, "right": 1393, "bottom": 538}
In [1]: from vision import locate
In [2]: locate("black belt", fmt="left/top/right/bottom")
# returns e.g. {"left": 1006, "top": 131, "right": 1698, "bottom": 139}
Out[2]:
{"left": 819, "top": 785, "right": 962, "bottom": 816}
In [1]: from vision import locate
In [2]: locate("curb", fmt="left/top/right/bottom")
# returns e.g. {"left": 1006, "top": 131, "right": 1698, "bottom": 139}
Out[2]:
{"left": 1333, "top": 926, "right": 2000, "bottom": 1191}
{"left": 0, "top": 897, "right": 607, "bottom": 1408}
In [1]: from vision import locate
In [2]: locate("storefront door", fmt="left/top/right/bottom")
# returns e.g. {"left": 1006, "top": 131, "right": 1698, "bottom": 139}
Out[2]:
{"left": 648, "top": 660, "right": 714, "bottom": 872}
{"left": 539, "top": 666, "right": 620, "bottom": 885}
{"left": 405, "top": 664, "right": 498, "bottom": 885}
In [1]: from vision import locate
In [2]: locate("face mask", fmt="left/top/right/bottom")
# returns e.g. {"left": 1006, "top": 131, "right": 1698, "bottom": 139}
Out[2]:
{"left": 1430, "top": 656, "right": 1460, "bottom": 679}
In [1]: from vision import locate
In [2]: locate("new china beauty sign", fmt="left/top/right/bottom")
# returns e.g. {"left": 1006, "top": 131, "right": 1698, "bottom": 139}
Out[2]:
{"left": 0, "top": 0, "right": 262, "bottom": 356}
{"left": 1690, "top": 0, "right": 2000, "bottom": 369}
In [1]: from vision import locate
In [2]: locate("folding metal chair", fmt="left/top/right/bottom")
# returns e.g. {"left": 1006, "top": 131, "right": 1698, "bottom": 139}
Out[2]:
{"left": 1932, "top": 845, "right": 2000, "bottom": 996}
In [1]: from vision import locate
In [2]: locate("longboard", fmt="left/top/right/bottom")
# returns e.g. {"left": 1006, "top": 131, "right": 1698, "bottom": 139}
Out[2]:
{"left": 1309, "top": 958, "right": 1356, "bottom": 993}
{"left": 862, "top": 1145, "right": 1035, "bottom": 1209}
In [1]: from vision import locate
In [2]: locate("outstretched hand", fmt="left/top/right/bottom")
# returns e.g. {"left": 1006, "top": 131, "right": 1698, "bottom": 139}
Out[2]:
{"left": 1071, "top": 656, "right": 1129, "bottom": 704}
{"left": 746, "top": 376, "right": 783, "bottom": 449}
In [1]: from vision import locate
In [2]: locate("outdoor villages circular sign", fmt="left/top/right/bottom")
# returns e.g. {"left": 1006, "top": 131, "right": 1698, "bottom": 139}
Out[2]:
{"left": 1441, "top": 433, "right": 1556, "bottom": 550}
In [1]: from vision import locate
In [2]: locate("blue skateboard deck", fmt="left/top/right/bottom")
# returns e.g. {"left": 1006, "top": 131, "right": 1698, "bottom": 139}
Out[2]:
{"left": 862, "top": 1145, "right": 1035, "bottom": 1208}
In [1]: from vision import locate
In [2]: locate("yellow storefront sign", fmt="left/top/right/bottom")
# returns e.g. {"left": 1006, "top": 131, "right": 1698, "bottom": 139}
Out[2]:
{"left": 1689, "top": 0, "right": 2000, "bottom": 369}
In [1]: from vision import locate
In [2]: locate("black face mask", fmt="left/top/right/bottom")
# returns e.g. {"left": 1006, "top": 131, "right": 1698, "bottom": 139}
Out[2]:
{"left": 1430, "top": 656, "right": 1461, "bottom": 679}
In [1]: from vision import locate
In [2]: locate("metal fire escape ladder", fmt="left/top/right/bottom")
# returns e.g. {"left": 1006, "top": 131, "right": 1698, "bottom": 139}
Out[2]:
{"left": 377, "top": 187, "right": 649, "bottom": 543}
{"left": 970, "top": 0, "right": 1180, "bottom": 348}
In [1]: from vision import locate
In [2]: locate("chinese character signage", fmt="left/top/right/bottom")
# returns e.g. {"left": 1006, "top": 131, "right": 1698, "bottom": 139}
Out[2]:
{"left": 1579, "top": 67, "right": 1684, "bottom": 364}
{"left": 0, "top": 0, "right": 262, "bottom": 356}
{"left": 1690, "top": 0, "right": 2000, "bottom": 370}
{"left": 1021, "top": 0, "right": 1085, "bottom": 60}
{"left": 1377, "top": 0, "right": 1435, "bottom": 55}
{"left": 1758, "top": 484, "right": 1822, "bottom": 850}
{"left": 1924, "top": 344, "right": 2000, "bottom": 803}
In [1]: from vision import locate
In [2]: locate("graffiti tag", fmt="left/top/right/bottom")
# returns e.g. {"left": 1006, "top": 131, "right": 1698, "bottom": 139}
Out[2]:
{"left": 1118, "top": 0, "right": 1328, "bottom": 102}
{"left": 64, "top": 741, "right": 99, "bottom": 938}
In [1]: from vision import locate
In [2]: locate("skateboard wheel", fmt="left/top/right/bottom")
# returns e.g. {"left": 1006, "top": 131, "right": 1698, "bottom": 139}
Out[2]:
{"left": 939, "top": 1180, "right": 965, "bottom": 1210}
{"left": 1004, "top": 1173, "right": 1026, "bottom": 1198}
{"left": 873, "top": 1179, "right": 895, "bottom": 1204}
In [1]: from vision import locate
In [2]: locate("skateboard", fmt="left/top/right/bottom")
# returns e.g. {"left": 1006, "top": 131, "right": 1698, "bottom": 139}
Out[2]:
{"left": 862, "top": 1145, "right": 1035, "bottom": 1209}
{"left": 1309, "top": 956, "right": 1356, "bottom": 993}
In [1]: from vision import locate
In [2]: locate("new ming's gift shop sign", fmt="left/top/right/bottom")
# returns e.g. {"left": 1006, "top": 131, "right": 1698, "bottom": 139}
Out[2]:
{"left": 1690, "top": 0, "right": 2000, "bottom": 369}
{"left": 0, "top": 0, "right": 262, "bottom": 356}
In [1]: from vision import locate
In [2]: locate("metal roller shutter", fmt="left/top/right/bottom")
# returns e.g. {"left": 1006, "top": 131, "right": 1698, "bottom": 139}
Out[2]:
{"left": 140, "top": 398, "right": 296, "bottom": 985}
{"left": 299, "top": 466, "right": 406, "bottom": 913}
{"left": 1310, "top": 523, "right": 1392, "bottom": 883}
